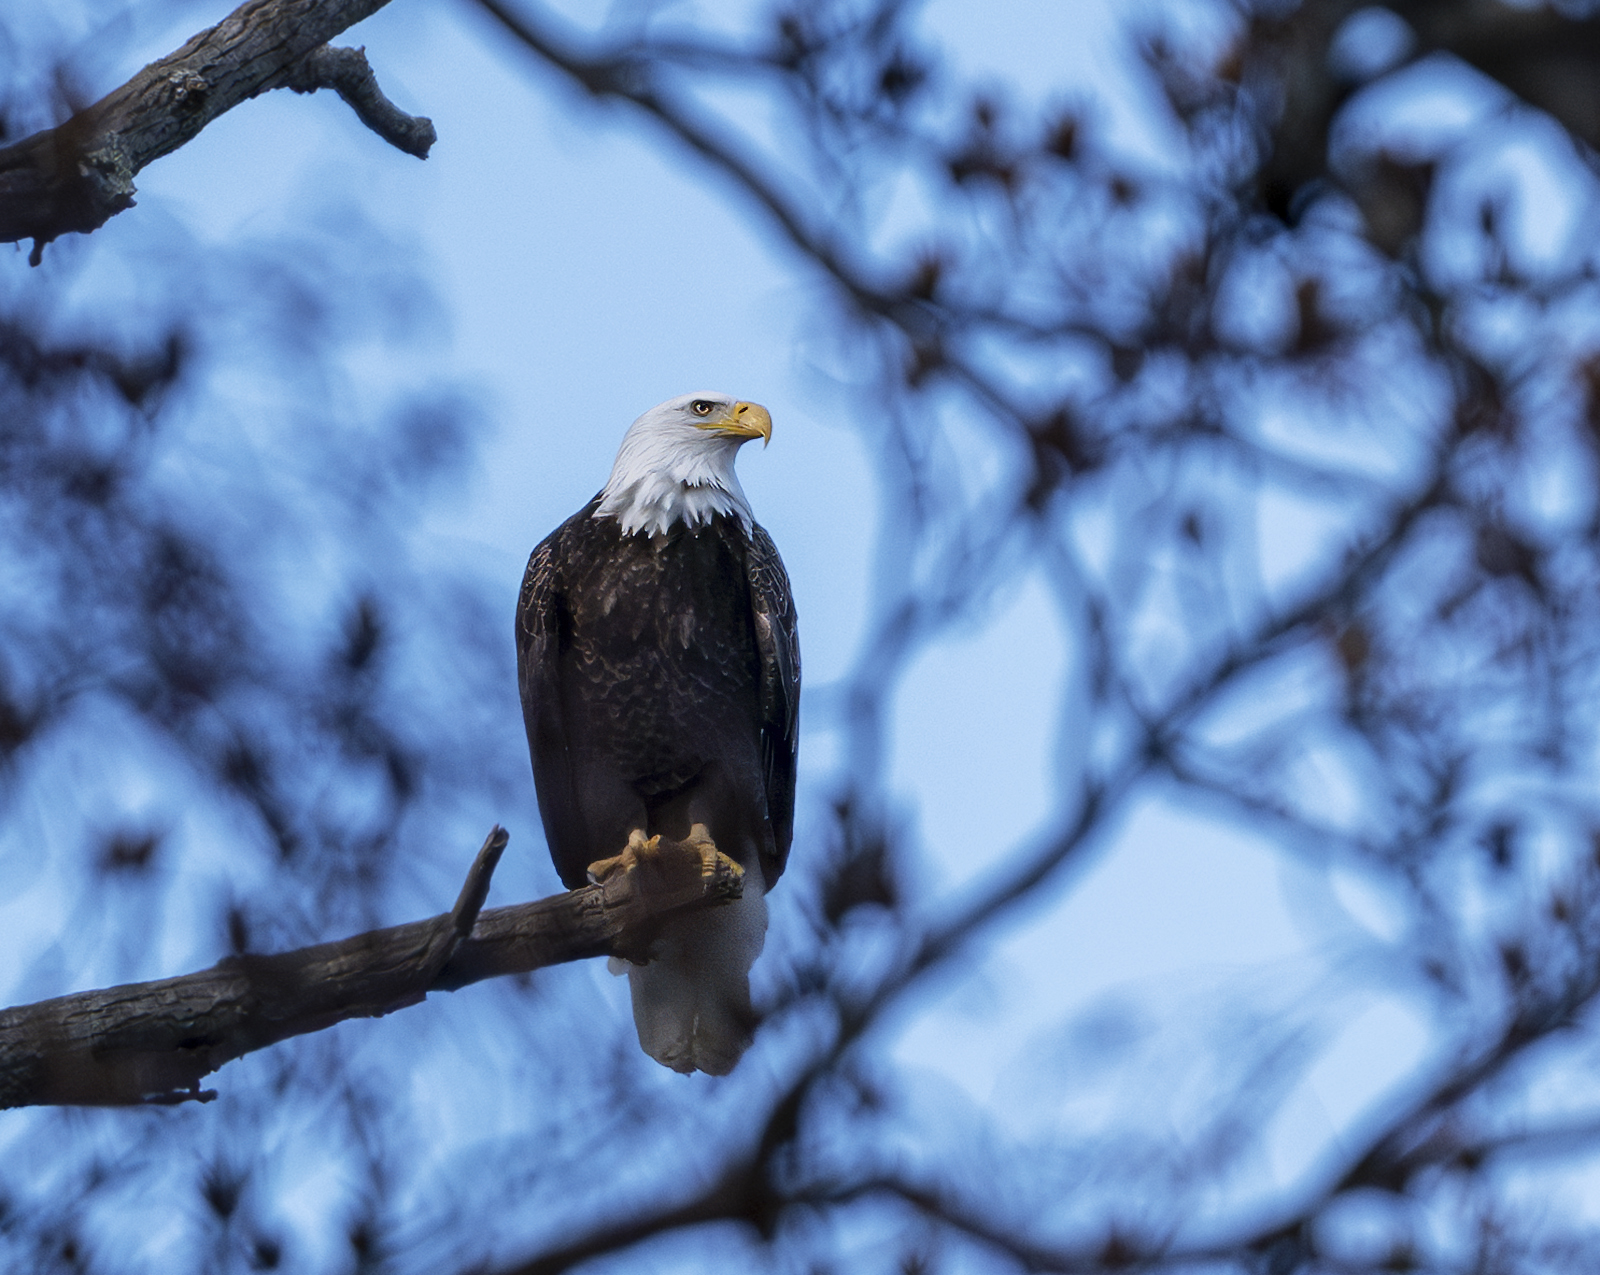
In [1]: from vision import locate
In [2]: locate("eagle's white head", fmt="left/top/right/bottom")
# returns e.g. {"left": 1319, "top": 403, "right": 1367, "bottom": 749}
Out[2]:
{"left": 594, "top": 391, "right": 772, "bottom": 538}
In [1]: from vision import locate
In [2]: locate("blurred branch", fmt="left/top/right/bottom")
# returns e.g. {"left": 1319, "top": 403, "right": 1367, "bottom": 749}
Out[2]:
{"left": 1255, "top": 0, "right": 1600, "bottom": 217}
{"left": 0, "top": 826, "right": 745, "bottom": 1109}
{"left": 503, "top": 1160, "right": 772, "bottom": 1275}
{"left": 475, "top": 0, "right": 1086, "bottom": 426}
{"left": 512, "top": 1162, "right": 1222, "bottom": 1275}
{"left": 473, "top": 0, "right": 879, "bottom": 305}
{"left": 0, "top": 0, "right": 434, "bottom": 265}
{"left": 1335, "top": 971, "right": 1600, "bottom": 1195}
{"left": 897, "top": 469, "right": 1450, "bottom": 1006}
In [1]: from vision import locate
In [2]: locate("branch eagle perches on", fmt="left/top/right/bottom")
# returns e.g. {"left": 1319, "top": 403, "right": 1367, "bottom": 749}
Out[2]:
{"left": 0, "top": 0, "right": 434, "bottom": 265}
{"left": 0, "top": 827, "right": 745, "bottom": 1110}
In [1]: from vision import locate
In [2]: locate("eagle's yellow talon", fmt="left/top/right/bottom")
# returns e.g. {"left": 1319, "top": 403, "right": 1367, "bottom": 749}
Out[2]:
{"left": 587, "top": 830, "right": 672, "bottom": 884}
{"left": 587, "top": 825, "right": 743, "bottom": 893}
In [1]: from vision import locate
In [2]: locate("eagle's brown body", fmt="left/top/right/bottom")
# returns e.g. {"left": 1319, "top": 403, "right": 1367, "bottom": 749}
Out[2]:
{"left": 517, "top": 494, "right": 798, "bottom": 1073}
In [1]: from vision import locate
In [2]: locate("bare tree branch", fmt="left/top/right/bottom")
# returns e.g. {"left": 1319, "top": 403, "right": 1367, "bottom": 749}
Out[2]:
{"left": 0, "top": 827, "right": 744, "bottom": 1110}
{"left": 284, "top": 43, "right": 436, "bottom": 158}
{"left": 0, "top": 0, "right": 433, "bottom": 264}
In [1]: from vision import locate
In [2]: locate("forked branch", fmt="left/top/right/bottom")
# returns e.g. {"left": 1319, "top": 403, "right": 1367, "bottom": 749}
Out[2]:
{"left": 0, "top": 0, "right": 434, "bottom": 264}
{"left": 0, "top": 827, "right": 743, "bottom": 1109}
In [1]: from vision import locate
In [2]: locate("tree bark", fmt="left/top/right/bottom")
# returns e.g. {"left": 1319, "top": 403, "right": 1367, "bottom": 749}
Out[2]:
{"left": 0, "top": 827, "right": 744, "bottom": 1109}
{"left": 0, "top": 0, "right": 434, "bottom": 264}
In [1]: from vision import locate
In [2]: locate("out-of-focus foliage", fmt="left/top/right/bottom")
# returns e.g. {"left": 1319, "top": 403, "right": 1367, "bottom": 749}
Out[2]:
{"left": 472, "top": 1, "right": 1600, "bottom": 1271}
{"left": 0, "top": 15, "right": 530, "bottom": 1265}
{"left": 9, "top": 0, "right": 1600, "bottom": 1273}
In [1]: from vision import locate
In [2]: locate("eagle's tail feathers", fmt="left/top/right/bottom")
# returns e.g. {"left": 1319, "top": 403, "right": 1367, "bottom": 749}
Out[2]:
{"left": 626, "top": 861, "right": 768, "bottom": 1076}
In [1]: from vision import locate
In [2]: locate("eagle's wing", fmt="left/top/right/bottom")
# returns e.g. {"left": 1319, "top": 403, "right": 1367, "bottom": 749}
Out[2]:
{"left": 748, "top": 521, "right": 800, "bottom": 884}
{"left": 517, "top": 521, "right": 589, "bottom": 889}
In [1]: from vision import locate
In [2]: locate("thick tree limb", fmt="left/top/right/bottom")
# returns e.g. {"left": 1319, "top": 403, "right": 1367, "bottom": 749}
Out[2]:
{"left": 0, "top": 827, "right": 743, "bottom": 1110}
{"left": 0, "top": 0, "right": 434, "bottom": 264}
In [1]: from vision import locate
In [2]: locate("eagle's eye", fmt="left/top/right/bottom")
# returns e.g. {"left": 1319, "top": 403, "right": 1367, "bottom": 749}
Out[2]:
{"left": 689, "top": 399, "right": 715, "bottom": 417}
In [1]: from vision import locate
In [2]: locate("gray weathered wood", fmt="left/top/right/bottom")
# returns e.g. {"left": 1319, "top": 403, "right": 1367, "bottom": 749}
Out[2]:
{"left": 0, "top": 828, "right": 744, "bottom": 1109}
{"left": 0, "top": 0, "right": 433, "bottom": 262}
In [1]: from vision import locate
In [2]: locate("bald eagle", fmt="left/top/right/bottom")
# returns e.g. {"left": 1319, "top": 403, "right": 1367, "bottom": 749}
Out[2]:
{"left": 516, "top": 392, "right": 799, "bottom": 1075}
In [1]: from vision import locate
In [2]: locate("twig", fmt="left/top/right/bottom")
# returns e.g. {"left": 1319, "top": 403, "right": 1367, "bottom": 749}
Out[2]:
{"left": 0, "top": 826, "right": 742, "bottom": 1109}
{"left": 412, "top": 823, "right": 508, "bottom": 982}
{"left": 286, "top": 44, "right": 437, "bottom": 158}
{"left": 0, "top": 0, "right": 432, "bottom": 263}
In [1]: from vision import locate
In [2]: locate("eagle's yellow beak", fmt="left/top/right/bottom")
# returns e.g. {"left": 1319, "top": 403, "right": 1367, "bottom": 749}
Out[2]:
{"left": 710, "top": 400, "right": 772, "bottom": 446}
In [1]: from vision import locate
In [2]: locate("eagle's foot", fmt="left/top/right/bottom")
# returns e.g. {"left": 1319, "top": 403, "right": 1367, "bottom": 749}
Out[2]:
{"left": 597, "top": 824, "right": 749, "bottom": 967}
{"left": 676, "top": 823, "right": 745, "bottom": 891}
{"left": 588, "top": 823, "right": 743, "bottom": 908}
{"left": 586, "top": 828, "right": 658, "bottom": 886}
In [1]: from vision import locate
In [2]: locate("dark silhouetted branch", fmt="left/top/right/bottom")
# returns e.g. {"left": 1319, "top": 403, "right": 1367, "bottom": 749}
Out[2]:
{"left": 0, "top": 827, "right": 743, "bottom": 1110}
{"left": 0, "top": 0, "right": 433, "bottom": 264}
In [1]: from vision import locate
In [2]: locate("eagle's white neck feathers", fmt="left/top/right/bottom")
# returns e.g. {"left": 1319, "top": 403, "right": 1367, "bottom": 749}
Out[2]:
{"left": 594, "top": 392, "right": 759, "bottom": 538}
